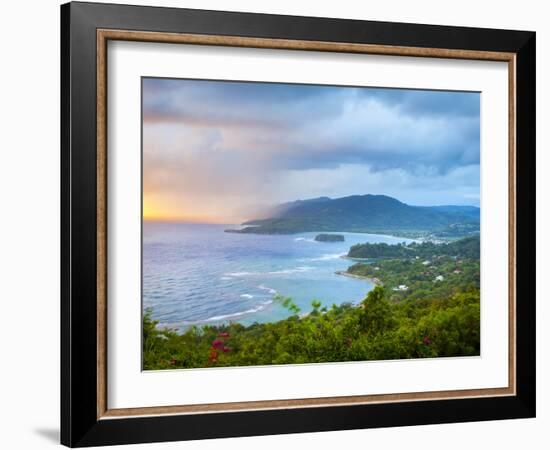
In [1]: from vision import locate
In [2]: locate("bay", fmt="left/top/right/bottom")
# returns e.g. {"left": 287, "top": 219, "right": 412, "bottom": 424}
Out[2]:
{"left": 143, "top": 222, "right": 413, "bottom": 330}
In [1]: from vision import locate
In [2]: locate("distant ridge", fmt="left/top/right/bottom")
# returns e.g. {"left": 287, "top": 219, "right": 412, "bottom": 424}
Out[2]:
{"left": 225, "top": 194, "right": 479, "bottom": 236}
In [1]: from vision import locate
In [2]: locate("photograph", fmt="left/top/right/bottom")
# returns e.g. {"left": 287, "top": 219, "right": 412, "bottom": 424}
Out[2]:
{"left": 142, "top": 78, "right": 481, "bottom": 370}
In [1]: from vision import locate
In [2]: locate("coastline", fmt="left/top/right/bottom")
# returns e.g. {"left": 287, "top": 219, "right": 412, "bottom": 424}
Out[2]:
{"left": 224, "top": 227, "right": 420, "bottom": 242}
{"left": 335, "top": 270, "right": 382, "bottom": 286}
{"left": 340, "top": 255, "right": 370, "bottom": 262}
{"left": 146, "top": 224, "right": 423, "bottom": 329}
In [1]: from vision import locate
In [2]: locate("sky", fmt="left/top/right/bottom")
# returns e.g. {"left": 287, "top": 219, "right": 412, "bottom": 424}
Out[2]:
{"left": 143, "top": 78, "right": 480, "bottom": 223}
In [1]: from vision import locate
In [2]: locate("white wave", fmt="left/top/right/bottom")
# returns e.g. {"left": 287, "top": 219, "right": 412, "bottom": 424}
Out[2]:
{"left": 240, "top": 294, "right": 254, "bottom": 299}
{"left": 225, "top": 271, "right": 254, "bottom": 277}
{"left": 301, "top": 253, "right": 346, "bottom": 262}
{"left": 294, "top": 237, "right": 315, "bottom": 242}
{"left": 226, "top": 266, "right": 315, "bottom": 278}
{"left": 219, "top": 276, "right": 233, "bottom": 281}
{"left": 205, "top": 300, "right": 273, "bottom": 322}
{"left": 268, "top": 266, "right": 315, "bottom": 275}
{"left": 258, "top": 284, "right": 277, "bottom": 295}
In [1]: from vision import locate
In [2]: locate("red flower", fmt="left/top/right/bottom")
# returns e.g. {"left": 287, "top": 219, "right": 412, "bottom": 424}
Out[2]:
{"left": 212, "top": 339, "right": 224, "bottom": 349}
{"left": 423, "top": 336, "right": 431, "bottom": 345}
{"left": 208, "top": 349, "right": 218, "bottom": 362}
{"left": 222, "top": 346, "right": 231, "bottom": 353}
{"left": 218, "top": 332, "right": 230, "bottom": 338}
{"left": 170, "top": 359, "right": 178, "bottom": 365}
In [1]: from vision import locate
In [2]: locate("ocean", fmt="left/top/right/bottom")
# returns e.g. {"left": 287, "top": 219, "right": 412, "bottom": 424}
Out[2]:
{"left": 143, "top": 222, "right": 413, "bottom": 330}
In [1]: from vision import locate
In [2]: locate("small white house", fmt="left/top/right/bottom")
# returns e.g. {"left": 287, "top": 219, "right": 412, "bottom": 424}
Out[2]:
{"left": 422, "top": 260, "right": 431, "bottom": 266}
{"left": 434, "top": 275, "right": 444, "bottom": 282}
{"left": 392, "top": 284, "right": 409, "bottom": 291}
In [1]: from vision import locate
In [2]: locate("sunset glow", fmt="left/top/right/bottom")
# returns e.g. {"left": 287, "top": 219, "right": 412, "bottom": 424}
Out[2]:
{"left": 143, "top": 199, "right": 229, "bottom": 224}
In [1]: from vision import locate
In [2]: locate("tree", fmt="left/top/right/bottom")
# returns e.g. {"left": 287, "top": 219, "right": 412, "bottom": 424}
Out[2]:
{"left": 359, "top": 287, "right": 395, "bottom": 335}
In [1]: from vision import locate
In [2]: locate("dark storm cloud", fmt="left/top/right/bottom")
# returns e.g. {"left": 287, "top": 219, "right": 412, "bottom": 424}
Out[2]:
{"left": 143, "top": 78, "right": 480, "bottom": 175}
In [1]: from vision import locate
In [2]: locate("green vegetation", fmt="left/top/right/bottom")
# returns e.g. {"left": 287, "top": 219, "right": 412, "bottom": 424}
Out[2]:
{"left": 315, "top": 233, "right": 345, "bottom": 242}
{"left": 346, "top": 235, "right": 479, "bottom": 302}
{"left": 348, "top": 235, "right": 480, "bottom": 259}
{"left": 143, "top": 284, "right": 480, "bottom": 369}
{"left": 347, "top": 257, "right": 479, "bottom": 301}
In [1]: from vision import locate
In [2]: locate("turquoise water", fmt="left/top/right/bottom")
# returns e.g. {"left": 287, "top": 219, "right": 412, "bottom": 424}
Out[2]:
{"left": 143, "top": 222, "right": 413, "bottom": 330}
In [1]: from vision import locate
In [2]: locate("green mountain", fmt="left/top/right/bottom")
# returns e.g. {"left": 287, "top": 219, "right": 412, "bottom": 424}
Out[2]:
{"left": 225, "top": 194, "right": 479, "bottom": 236}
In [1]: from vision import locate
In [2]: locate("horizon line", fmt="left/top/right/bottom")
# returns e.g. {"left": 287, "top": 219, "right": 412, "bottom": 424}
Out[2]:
{"left": 143, "top": 193, "right": 480, "bottom": 223}
{"left": 143, "top": 217, "right": 242, "bottom": 225}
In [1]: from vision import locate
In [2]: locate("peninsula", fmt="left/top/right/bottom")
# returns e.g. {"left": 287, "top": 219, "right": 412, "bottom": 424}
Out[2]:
{"left": 224, "top": 194, "right": 479, "bottom": 239}
{"left": 315, "top": 233, "right": 345, "bottom": 242}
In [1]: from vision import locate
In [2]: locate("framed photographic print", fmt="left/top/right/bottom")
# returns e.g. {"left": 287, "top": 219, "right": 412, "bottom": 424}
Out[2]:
{"left": 61, "top": 1, "right": 536, "bottom": 447}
